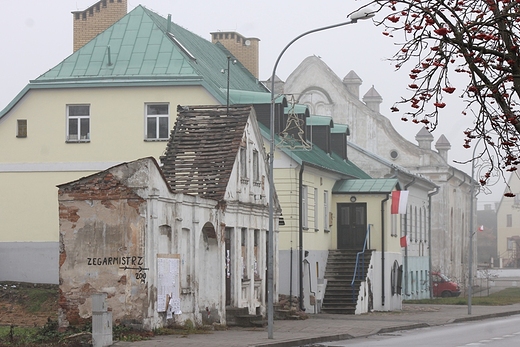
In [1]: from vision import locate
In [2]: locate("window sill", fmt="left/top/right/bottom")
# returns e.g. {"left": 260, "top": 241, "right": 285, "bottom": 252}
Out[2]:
{"left": 144, "top": 138, "right": 169, "bottom": 142}
{"left": 66, "top": 140, "right": 90, "bottom": 143}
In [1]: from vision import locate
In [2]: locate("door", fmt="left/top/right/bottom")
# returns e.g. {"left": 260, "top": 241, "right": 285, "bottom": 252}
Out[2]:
{"left": 337, "top": 203, "right": 367, "bottom": 249}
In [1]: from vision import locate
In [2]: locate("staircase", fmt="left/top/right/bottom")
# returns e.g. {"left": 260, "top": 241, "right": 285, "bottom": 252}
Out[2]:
{"left": 321, "top": 249, "right": 372, "bottom": 314}
{"left": 225, "top": 307, "right": 265, "bottom": 327}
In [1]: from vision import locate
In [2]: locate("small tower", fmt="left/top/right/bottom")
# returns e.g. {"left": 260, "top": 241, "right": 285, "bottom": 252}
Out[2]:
{"left": 415, "top": 127, "right": 434, "bottom": 150}
{"left": 363, "top": 86, "right": 383, "bottom": 113}
{"left": 435, "top": 134, "right": 451, "bottom": 162}
{"left": 342, "top": 70, "right": 362, "bottom": 99}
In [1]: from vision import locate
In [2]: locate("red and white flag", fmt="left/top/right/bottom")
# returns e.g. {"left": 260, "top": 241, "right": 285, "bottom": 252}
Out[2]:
{"left": 400, "top": 235, "right": 409, "bottom": 248}
{"left": 391, "top": 190, "right": 409, "bottom": 214}
{"left": 478, "top": 225, "right": 484, "bottom": 232}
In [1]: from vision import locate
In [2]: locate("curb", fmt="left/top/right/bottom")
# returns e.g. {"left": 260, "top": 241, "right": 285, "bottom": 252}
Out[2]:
{"left": 252, "top": 333, "right": 354, "bottom": 347}
{"left": 451, "top": 310, "right": 520, "bottom": 323}
{"left": 252, "top": 310, "right": 520, "bottom": 347}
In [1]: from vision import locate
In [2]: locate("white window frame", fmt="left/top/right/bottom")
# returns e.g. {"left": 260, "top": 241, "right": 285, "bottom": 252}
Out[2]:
{"left": 240, "top": 146, "right": 248, "bottom": 180}
{"left": 67, "top": 104, "right": 90, "bottom": 142}
{"left": 314, "top": 188, "right": 319, "bottom": 231}
{"left": 145, "top": 103, "right": 170, "bottom": 141}
{"left": 324, "top": 190, "right": 330, "bottom": 232}
{"left": 302, "top": 185, "right": 308, "bottom": 229}
{"left": 252, "top": 149, "right": 259, "bottom": 182}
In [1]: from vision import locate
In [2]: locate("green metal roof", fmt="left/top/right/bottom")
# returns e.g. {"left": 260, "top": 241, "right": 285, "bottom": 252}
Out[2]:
{"left": 227, "top": 89, "right": 286, "bottom": 105}
{"left": 285, "top": 104, "right": 308, "bottom": 115}
{"left": 331, "top": 123, "right": 350, "bottom": 135}
{"left": 332, "top": 178, "right": 399, "bottom": 194}
{"left": 36, "top": 6, "right": 266, "bottom": 93}
{"left": 306, "top": 115, "right": 333, "bottom": 127}
{"left": 259, "top": 123, "right": 370, "bottom": 179}
{"left": 1, "top": 5, "right": 267, "bottom": 119}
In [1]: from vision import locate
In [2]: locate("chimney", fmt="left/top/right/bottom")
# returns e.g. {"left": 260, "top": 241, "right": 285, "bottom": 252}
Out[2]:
{"left": 415, "top": 127, "right": 434, "bottom": 150}
{"left": 72, "top": 0, "right": 128, "bottom": 52}
{"left": 435, "top": 134, "right": 451, "bottom": 162}
{"left": 211, "top": 31, "right": 260, "bottom": 79}
{"left": 342, "top": 70, "right": 362, "bottom": 99}
{"left": 362, "top": 86, "right": 383, "bottom": 113}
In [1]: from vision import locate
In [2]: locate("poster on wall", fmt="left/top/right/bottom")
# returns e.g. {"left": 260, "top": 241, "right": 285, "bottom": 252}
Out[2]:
{"left": 157, "top": 254, "right": 181, "bottom": 315}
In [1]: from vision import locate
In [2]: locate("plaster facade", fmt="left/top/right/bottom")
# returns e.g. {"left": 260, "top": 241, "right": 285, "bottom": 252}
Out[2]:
{"left": 282, "top": 56, "right": 474, "bottom": 287}
{"left": 58, "top": 152, "right": 276, "bottom": 329}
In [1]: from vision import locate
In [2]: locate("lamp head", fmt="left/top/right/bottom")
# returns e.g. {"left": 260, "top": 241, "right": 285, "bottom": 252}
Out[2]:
{"left": 349, "top": 7, "right": 376, "bottom": 22}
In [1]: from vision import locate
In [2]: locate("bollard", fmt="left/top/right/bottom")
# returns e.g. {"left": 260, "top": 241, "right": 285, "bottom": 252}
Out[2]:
{"left": 92, "top": 293, "right": 113, "bottom": 347}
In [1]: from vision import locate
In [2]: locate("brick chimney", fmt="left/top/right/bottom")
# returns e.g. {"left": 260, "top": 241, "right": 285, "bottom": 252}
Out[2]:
{"left": 72, "top": 0, "right": 128, "bottom": 52}
{"left": 211, "top": 31, "right": 260, "bottom": 79}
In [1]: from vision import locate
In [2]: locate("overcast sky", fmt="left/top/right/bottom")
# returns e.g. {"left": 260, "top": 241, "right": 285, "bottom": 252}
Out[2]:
{"left": 0, "top": 0, "right": 505, "bottom": 204}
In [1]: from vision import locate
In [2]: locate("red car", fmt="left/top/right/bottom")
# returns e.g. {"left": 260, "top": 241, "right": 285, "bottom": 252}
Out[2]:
{"left": 432, "top": 272, "right": 461, "bottom": 297}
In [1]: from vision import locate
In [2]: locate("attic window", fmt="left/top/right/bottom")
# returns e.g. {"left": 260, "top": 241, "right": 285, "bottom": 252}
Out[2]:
{"left": 167, "top": 33, "right": 196, "bottom": 61}
{"left": 16, "top": 119, "right": 27, "bottom": 138}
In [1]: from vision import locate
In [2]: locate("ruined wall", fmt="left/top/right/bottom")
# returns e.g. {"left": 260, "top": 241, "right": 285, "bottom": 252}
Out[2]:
{"left": 58, "top": 169, "right": 148, "bottom": 328}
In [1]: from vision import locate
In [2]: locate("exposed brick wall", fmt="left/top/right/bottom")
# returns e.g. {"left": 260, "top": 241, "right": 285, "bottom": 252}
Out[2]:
{"left": 211, "top": 32, "right": 260, "bottom": 79}
{"left": 72, "top": 0, "right": 128, "bottom": 52}
{"left": 58, "top": 171, "right": 143, "bottom": 202}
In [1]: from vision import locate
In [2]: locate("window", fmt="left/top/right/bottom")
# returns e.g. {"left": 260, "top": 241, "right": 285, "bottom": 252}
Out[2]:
{"left": 507, "top": 238, "right": 514, "bottom": 250}
{"left": 67, "top": 105, "right": 90, "bottom": 142}
{"left": 314, "top": 188, "right": 319, "bottom": 231}
{"left": 146, "top": 104, "right": 169, "bottom": 140}
{"left": 252, "top": 150, "right": 259, "bottom": 181}
{"left": 507, "top": 214, "right": 513, "bottom": 227}
{"left": 324, "top": 190, "right": 330, "bottom": 231}
{"left": 240, "top": 147, "right": 248, "bottom": 180}
{"left": 302, "top": 186, "right": 308, "bottom": 229}
{"left": 16, "top": 119, "right": 27, "bottom": 138}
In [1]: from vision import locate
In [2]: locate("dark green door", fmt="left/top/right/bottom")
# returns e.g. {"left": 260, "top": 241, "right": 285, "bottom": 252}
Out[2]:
{"left": 337, "top": 203, "right": 367, "bottom": 249}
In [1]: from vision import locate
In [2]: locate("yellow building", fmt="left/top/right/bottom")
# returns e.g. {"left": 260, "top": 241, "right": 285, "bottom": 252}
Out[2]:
{"left": 0, "top": 4, "right": 268, "bottom": 284}
{"left": 496, "top": 173, "right": 520, "bottom": 267}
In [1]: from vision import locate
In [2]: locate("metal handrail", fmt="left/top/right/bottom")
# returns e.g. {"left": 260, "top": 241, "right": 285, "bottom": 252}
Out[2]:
{"left": 351, "top": 224, "right": 372, "bottom": 302}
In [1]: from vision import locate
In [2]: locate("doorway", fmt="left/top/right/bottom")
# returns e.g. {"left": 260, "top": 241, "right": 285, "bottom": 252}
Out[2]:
{"left": 337, "top": 203, "right": 367, "bottom": 249}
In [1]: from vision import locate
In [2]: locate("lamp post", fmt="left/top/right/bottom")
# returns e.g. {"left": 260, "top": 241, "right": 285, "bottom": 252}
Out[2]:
{"left": 266, "top": 8, "right": 375, "bottom": 339}
{"left": 468, "top": 135, "right": 487, "bottom": 314}
{"left": 223, "top": 56, "right": 236, "bottom": 115}
{"left": 468, "top": 143, "right": 477, "bottom": 314}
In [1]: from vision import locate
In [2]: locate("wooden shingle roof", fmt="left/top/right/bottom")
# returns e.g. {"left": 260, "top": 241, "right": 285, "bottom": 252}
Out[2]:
{"left": 160, "top": 105, "right": 252, "bottom": 200}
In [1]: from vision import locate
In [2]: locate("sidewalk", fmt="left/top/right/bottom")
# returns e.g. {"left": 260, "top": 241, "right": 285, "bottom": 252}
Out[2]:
{"left": 112, "top": 303, "right": 520, "bottom": 347}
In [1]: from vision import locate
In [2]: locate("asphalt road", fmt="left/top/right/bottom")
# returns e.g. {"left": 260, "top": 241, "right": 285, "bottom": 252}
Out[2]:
{"left": 315, "top": 314, "right": 520, "bottom": 347}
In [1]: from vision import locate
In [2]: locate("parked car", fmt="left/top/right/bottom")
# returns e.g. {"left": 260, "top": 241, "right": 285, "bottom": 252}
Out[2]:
{"left": 432, "top": 272, "right": 461, "bottom": 297}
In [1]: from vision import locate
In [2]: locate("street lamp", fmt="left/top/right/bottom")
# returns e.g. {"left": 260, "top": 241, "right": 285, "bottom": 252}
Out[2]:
{"left": 468, "top": 142, "right": 478, "bottom": 314}
{"left": 222, "top": 56, "right": 237, "bottom": 115}
{"left": 266, "top": 8, "right": 375, "bottom": 339}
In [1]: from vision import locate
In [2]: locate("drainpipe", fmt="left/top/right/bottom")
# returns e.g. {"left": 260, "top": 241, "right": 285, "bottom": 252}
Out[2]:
{"left": 381, "top": 193, "right": 390, "bottom": 306}
{"left": 428, "top": 186, "right": 440, "bottom": 298}
{"left": 290, "top": 247, "right": 293, "bottom": 307}
{"left": 299, "top": 163, "right": 305, "bottom": 311}
{"left": 403, "top": 177, "right": 416, "bottom": 297}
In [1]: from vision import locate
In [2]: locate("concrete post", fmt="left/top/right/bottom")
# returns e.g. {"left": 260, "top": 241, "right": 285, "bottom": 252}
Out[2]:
{"left": 92, "top": 293, "right": 113, "bottom": 347}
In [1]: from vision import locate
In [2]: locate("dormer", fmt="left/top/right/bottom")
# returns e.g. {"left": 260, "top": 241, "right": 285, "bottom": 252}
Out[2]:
{"left": 331, "top": 124, "right": 350, "bottom": 160}
{"left": 306, "top": 115, "right": 334, "bottom": 154}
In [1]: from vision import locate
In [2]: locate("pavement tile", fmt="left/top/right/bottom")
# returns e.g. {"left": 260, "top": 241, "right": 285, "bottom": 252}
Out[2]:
{"left": 112, "top": 303, "right": 520, "bottom": 347}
